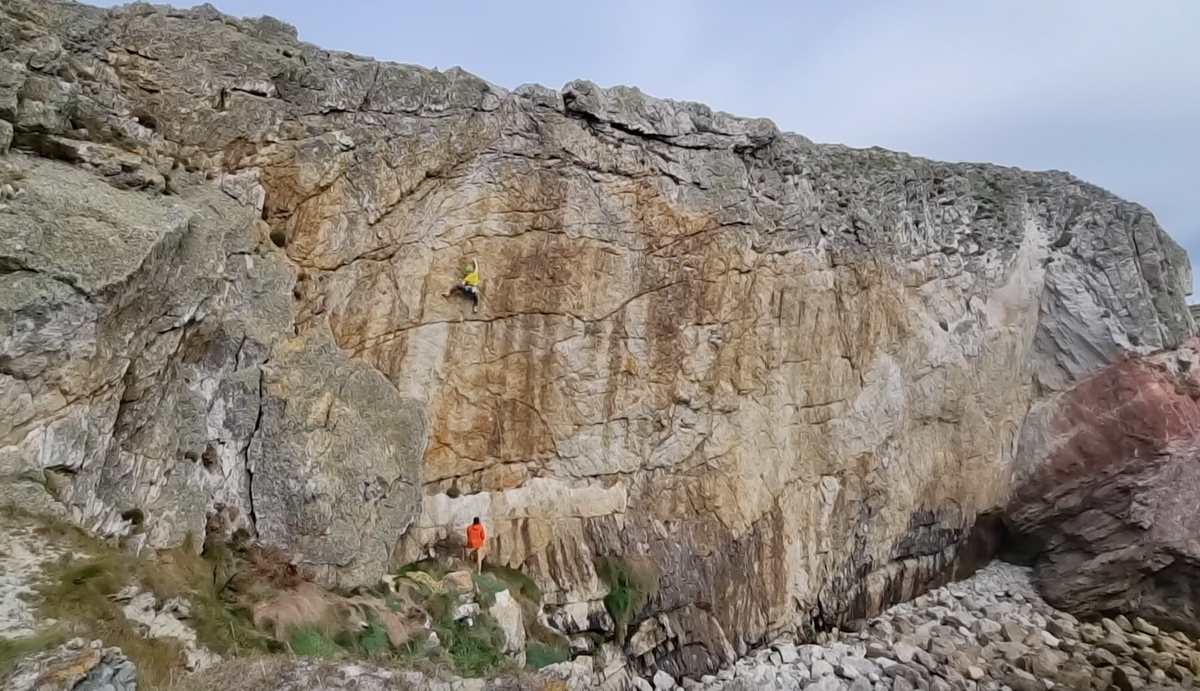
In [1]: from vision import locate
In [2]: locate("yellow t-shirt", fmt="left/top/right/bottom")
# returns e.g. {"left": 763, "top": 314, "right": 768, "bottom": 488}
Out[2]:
{"left": 463, "top": 269, "right": 479, "bottom": 287}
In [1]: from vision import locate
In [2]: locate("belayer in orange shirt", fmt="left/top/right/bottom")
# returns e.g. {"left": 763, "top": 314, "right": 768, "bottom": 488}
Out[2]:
{"left": 466, "top": 517, "right": 487, "bottom": 573}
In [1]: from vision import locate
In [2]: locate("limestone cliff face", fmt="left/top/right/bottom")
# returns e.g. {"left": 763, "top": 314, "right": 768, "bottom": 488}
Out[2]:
{"left": 0, "top": 0, "right": 1193, "bottom": 676}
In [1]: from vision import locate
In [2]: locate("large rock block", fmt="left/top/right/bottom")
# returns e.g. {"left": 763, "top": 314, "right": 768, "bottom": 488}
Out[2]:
{"left": 251, "top": 322, "right": 427, "bottom": 586}
{"left": 1007, "top": 338, "right": 1200, "bottom": 634}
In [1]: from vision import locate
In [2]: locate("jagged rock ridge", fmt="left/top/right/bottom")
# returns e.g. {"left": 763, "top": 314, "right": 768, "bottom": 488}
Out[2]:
{"left": 0, "top": 0, "right": 1192, "bottom": 678}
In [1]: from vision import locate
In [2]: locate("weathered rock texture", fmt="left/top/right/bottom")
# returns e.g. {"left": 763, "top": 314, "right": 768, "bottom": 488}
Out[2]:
{"left": 6, "top": 639, "right": 136, "bottom": 691}
{"left": 0, "top": 0, "right": 1193, "bottom": 678}
{"left": 1007, "top": 337, "right": 1200, "bottom": 636}
{"left": 677, "top": 562, "right": 1200, "bottom": 691}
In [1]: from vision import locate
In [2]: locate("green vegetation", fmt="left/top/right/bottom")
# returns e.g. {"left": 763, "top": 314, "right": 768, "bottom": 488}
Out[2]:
{"left": 40, "top": 552, "right": 191, "bottom": 686}
{"left": 356, "top": 623, "right": 390, "bottom": 655}
{"left": 525, "top": 641, "right": 570, "bottom": 670}
{"left": 0, "top": 628, "right": 70, "bottom": 679}
{"left": 482, "top": 563, "right": 542, "bottom": 604}
{"left": 474, "top": 573, "right": 508, "bottom": 609}
{"left": 404, "top": 582, "right": 508, "bottom": 677}
{"left": 5, "top": 508, "right": 560, "bottom": 685}
{"left": 2, "top": 508, "right": 271, "bottom": 686}
{"left": 595, "top": 555, "right": 660, "bottom": 644}
{"left": 289, "top": 628, "right": 343, "bottom": 657}
{"left": 437, "top": 616, "right": 507, "bottom": 677}
{"left": 479, "top": 562, "right": 571, "bottom": 665}
{"left": 474, "top": 573, "right": 508, "bottom": 596}
{"left": 395, "top": 558, "right": 450, "bottom": 581}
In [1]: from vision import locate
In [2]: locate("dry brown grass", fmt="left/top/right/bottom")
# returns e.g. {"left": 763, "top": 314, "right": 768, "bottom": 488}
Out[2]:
{"left": 39, "top": 551, "right": 191, "bottom": 687}
{"left": 159, "top": 656, "right": 293, "bottom": 691}
{"left": 250, "top": 582, "right": 426, "bottom": 652}
{"left": 251, "top": 582, "right": 346, "bottom": 640}
{"left": 4, "top": 507, "right": 541, "bottom": 688}
{"left": 242, "top": 544, "right": 306, "bottom": 590}
{"left": 1, "top": 507, "right": 272, "bottom": 688}
{"left": 0, "top": 626, "right": 72, "bottom": 680}
{"left": 343, "top": 595, "right": 423, "bottom": 648}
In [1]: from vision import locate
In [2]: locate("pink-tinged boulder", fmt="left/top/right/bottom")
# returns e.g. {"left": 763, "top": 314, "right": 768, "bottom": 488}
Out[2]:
{"left": 1007, "top": 337, "right": 1200, "bottom": 634}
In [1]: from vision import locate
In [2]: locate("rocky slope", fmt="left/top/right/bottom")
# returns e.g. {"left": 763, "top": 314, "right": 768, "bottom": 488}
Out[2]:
{"left": 660, "top": 562, "right": 1200, "bottom": 691}
{"left": 0, "top": 0, "right": 1194, "bottom": 680}
{"left": 18, "top": 562, "right": 1199, "bottom": 691}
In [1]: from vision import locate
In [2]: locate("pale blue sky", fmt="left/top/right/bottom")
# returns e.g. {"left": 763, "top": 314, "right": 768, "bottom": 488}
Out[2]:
{"left": 90, "top": 0, "right": 1200, "bottom": 298}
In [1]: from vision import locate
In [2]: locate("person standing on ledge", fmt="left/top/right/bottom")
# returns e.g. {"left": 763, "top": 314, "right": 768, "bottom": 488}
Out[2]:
{"left": 466, "top": 517, "right": 487, "bottom": 573}
{"left": 443, "top": 257, "right": 480, "bottom": 313}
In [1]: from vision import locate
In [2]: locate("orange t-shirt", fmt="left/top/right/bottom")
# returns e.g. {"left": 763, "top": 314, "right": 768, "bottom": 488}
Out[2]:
{"left": 466, "top": 523, "right": 485, "bottom": 549}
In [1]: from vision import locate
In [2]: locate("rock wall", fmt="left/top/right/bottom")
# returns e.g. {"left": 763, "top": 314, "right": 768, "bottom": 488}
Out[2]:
{"left": 0, "top": 0, "right": 1193, "bottom": 677}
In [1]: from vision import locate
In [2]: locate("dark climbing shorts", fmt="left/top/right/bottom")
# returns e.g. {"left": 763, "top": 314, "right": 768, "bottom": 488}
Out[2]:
{"left": 452, "top": 284, "right": 478, "bottom": 303}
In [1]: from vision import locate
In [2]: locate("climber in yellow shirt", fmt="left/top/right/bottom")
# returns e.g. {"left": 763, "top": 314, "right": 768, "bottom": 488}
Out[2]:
{"left": 443, "top": 257, "right": 480, "bottom": 312}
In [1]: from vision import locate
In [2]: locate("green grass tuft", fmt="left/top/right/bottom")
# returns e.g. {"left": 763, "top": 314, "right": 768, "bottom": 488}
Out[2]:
{"left": 438, "top": 615, "right": 507, "bottom": 677}
{"left": 0, "top": 628, "right": 70, "bottom": 679}
{"left": 357, "top": 622, "right": 390, "bottom": 656}
{"left": 482, "top": 563, "right": 541, "bottom": 604}
{"left": 39, "top": 552, "right": 189, "bottom": 686}
{"left": 475, "top": 573, "right": 507, "bottom": 596}
{"left": 595, "top": 556, "right": 659, "bottom": 645}
{"left": 290, "top": 628, "right": 344, "bottom": 657}
{"left": 525, "top": 641, "right": 570, "bottom": 669}
{"left": 474, "top": 573, "right": 507, "bottom": 609}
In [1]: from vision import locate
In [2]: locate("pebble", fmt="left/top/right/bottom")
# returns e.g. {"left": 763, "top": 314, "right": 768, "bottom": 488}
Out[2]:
{"left": 812, "top": 659, "right": 836, "bottom": 678}
{"left": 1133, "top": 618, "right": 1159, "bottom": 636}
{"left": 891, "top": 641, "right": 920, "bottom": 663}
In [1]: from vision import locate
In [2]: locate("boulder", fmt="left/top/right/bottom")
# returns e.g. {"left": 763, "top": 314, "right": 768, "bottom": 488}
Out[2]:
{"left": 1111, "top": 665, "right": 1144, "bottom": 691}
{"left": 251, "top": 323, "right": 427, "bottom": 586}
{"left": 1007, "top": 340, "right": 1200, "bottom": 636}
{"left": 974, "top": 618, "right": 1003, "bottom": 643}
{"left": 547, "top": 600, "right": 615, "bottom": 635}
{"left": 807, "top": 676, "right": 847, "bottom": 691}
{"left": 1133, "top": 618, "right": 1160, "bottom": 636}
{"left": 812, "top": 659, "right": 836, "bottom": 678}
{"left": 891, "top": 641, "right": 921, "bottom": 664}
{"left": 1089, "top": 647, "right": 1120, "bottom": 667}
{"left": 487, "top": 589, "right": 526, "bottom": 666}
{"left": 1045, "top": 618, "right": 1076, "bottom": 640}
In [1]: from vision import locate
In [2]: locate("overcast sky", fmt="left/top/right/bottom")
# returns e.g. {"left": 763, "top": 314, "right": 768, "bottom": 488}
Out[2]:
{"left": 91, "top": 0, "right": 1200, "bottom": 298}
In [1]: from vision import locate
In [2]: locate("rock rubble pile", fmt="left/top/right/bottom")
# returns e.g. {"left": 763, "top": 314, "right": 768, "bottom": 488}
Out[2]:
{"left": 642, "top": 562, "right": 1197, "bottom": 691}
